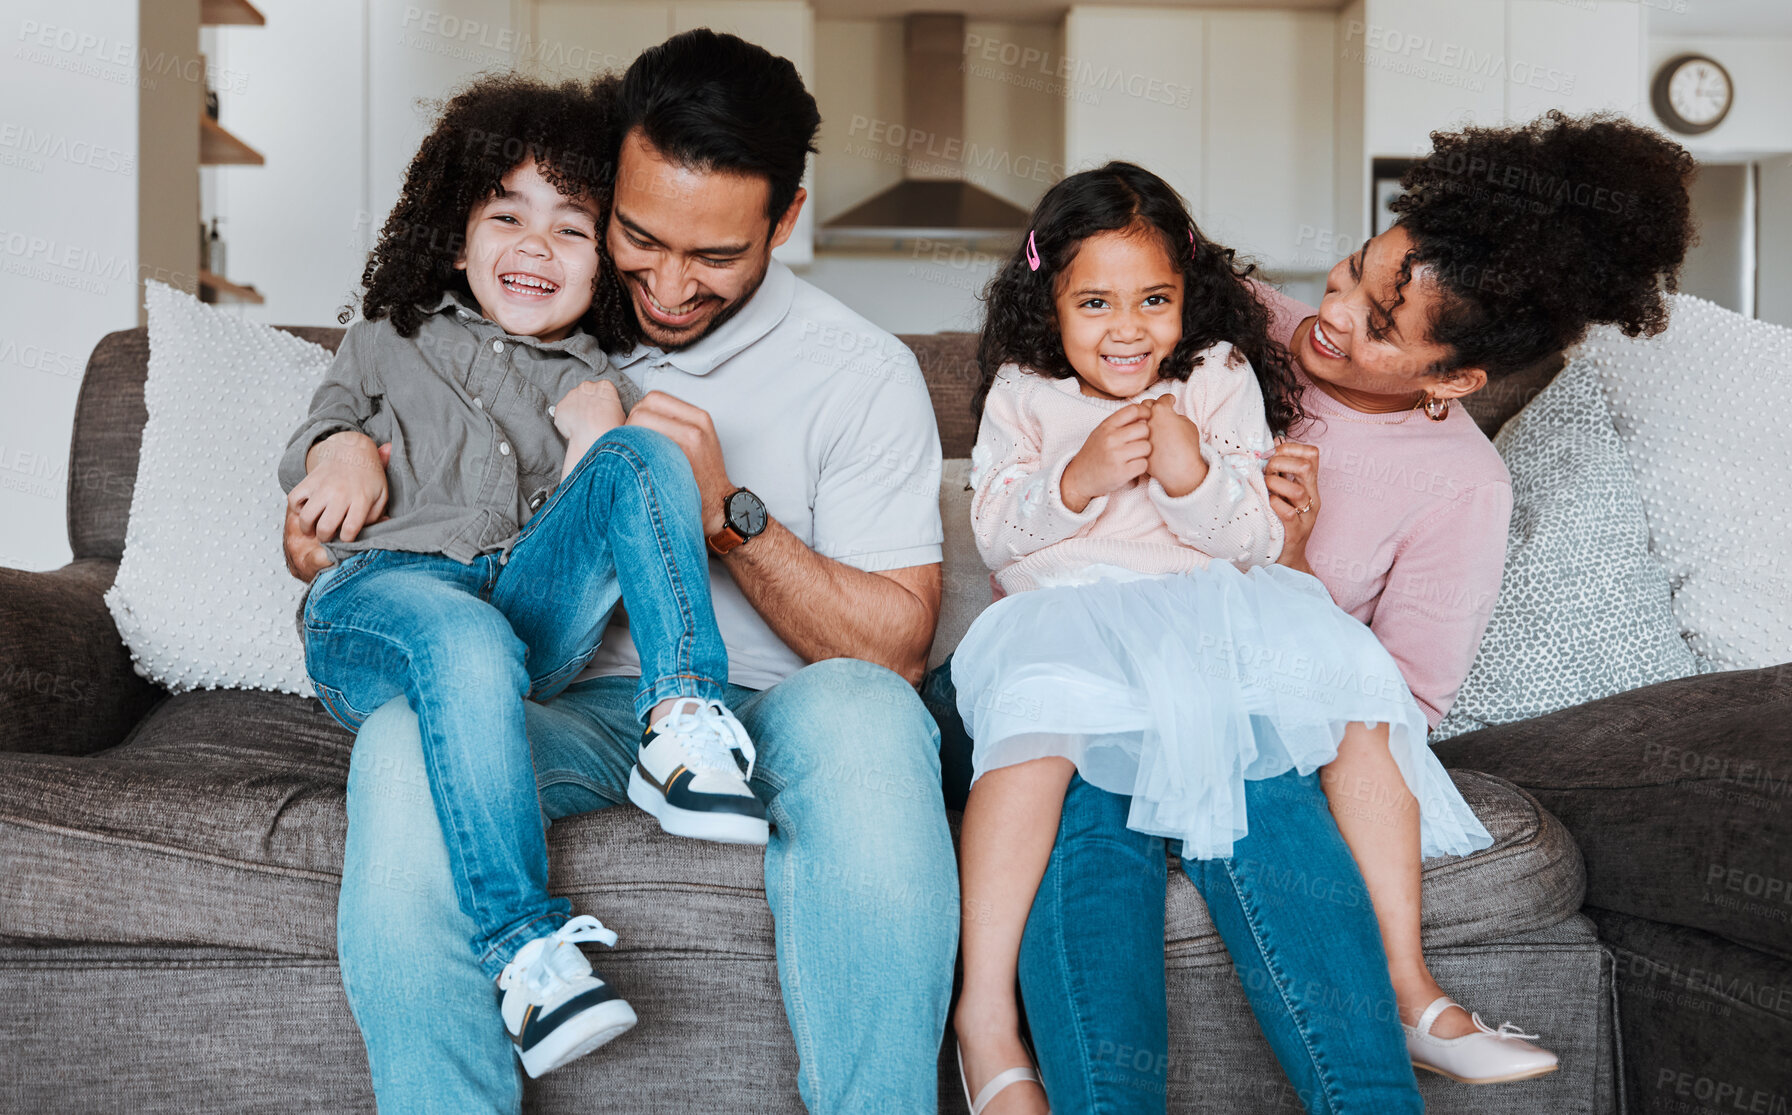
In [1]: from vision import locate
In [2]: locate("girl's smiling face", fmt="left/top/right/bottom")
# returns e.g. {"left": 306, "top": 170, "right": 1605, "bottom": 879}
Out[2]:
{"left": 455, "top": 158, "right": 600, "bottom": 343}
{"left": 1052, "top": 225, "right": 1184, "bottom": 400}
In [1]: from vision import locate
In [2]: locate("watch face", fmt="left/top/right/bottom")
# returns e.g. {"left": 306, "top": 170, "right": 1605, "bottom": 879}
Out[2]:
{"left": 727, "top": 489, "right": 768, "bottom": 538}
{"left": 1655, "top": 55, "right": 1732, "bottom": 134}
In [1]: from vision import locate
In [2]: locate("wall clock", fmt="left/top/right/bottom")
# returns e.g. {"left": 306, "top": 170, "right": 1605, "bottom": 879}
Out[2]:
{"left": 1652, "top": 54, "right": 1733, "bottom": 135}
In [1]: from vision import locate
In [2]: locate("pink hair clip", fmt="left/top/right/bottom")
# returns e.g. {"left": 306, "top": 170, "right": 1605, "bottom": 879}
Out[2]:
{"left": 1026, "top": 230, "right": 1041, "bottom": 272}
{"left": 1189, "top": 229, "right": 1197, "bottom": 256}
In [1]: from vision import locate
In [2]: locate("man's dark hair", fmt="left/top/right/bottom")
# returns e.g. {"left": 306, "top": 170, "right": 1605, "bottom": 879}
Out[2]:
{"left": 1389, "top": 110, "right": 1697, "bottom": 379}
{"left": 615, "top": 28, "right": 820, "bottom": 221}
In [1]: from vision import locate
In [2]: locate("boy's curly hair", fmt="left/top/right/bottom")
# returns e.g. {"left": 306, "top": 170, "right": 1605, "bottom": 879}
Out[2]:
{"left": 1389, "top": 110, "right": 1697, "bottom": 378}
{"left": 346, "top": 73, "right": 634, "bottom": 350}
{"left": 975, "top": 162, "right": 1304, "bottom": 436}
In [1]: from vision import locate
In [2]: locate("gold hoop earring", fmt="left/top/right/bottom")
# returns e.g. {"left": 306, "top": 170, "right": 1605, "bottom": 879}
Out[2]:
{"left": 1423, "top": 396, "right": 1451, "bottom": 422}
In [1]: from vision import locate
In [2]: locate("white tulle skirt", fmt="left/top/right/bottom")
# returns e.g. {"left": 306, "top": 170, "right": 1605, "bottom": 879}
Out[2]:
{"left": 952, "top": 562, "right": 1491, "bottom": 861}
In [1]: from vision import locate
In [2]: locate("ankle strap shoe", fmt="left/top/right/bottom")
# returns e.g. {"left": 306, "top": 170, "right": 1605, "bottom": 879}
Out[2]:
{"left": 1403, "top": 996, "right": 1560, "bottom": 1085}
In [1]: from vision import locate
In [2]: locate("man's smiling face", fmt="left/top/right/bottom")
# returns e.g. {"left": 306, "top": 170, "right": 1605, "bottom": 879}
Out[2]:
{"left": 605, "top": 128, "right": 804, "bottom": 351}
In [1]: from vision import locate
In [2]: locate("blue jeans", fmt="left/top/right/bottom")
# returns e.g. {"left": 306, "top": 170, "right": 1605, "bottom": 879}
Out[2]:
{"left": 338, "top": 659, "right": 957, "bottom": 1115}
{"left": 924, "top": 660, "right": 1421, "bottom": 1115}
{"left": 306, "top": 425, "right": 727, "bottom": 978}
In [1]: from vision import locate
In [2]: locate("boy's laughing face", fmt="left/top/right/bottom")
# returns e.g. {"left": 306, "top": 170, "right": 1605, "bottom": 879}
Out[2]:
{"left": 455, "top": 158, "right": 600, "bottom": 342}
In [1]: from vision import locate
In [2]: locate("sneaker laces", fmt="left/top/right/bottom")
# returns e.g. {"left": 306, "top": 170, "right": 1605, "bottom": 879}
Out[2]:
{"left": 516, "top": 915, "right": 618, "bottom": 998}
{"left": 660, "top": 698, "right": 756, "bottom": 780}
{"left": 1470, "top": 1012, "right": 1540, "bottom": 1042}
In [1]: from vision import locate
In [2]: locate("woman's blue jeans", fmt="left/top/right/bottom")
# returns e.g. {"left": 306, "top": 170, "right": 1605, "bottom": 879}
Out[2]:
{"left": 304, "top": 425, "right": 727, "bottom": 978}
{"left": 924, "top": 660, "right": 1422, "bottom": 1115}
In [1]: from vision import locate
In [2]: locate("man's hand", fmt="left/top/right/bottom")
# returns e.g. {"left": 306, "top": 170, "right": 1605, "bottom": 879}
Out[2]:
{"left": 1266, "top": 438, "right": 1321, "bottom": 574}
{"left": 283, "top": 439, "right": 391, "bottom": 584}
{"left": 554, "top": 380, "right": 626, "bottom": 445}
{"left": 1060, "top": 402, "right": 1151, "bottom": 513}
{"left": 624, "top": 391, "right": 734, "bottom": 534}
{"left": 290, "top": 430, "right": 389, "bottom": 543}
{"left": 1144, "top": 393, "right": 1207, "bottom": 497}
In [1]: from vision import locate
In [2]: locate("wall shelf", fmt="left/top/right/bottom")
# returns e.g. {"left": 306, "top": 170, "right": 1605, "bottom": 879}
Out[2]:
{"left": 198, "top": 269, "right": 264, "bottom": 304}
{"left": 201, "top": 0, "right": 265, "bottom": 27}
{"left": 200, "top": 115, "right": 263, "bottom": 165}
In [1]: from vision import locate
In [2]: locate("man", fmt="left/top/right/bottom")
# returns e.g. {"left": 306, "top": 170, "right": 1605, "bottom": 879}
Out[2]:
{"left": 287, "top": 31, "right": 954, "bottom": 1113}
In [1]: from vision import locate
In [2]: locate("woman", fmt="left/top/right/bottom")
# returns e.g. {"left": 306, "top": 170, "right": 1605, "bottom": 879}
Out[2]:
{"left": 927, "top": 110, "right": 1696, "bottom": 1113}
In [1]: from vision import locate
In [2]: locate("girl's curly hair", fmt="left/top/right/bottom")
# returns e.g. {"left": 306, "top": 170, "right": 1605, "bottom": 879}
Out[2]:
{"left": 1388, "top": 110, "right": 1696, "bottom": 378}
{"left": 975, "top": 162, "right": 1304, "bottom": 436}
{"left": 346, "top": 73, "right": 634, "bottom": 351}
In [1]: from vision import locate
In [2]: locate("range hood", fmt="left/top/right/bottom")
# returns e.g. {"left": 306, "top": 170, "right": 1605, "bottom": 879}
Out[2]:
{"left": 820, "top": 13, "right": 1031, "bottom": 246}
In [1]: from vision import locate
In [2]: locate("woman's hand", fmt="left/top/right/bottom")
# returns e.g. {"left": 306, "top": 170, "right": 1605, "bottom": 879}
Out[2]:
{"left": 1266, "top": 438, "right": 1321, "bottom": 573}
{"left": 1144, "top": 393, "right": 1207, "bottom": 497}
{"left": 1061, "top": 402, "right": 1152, "bottom": 513}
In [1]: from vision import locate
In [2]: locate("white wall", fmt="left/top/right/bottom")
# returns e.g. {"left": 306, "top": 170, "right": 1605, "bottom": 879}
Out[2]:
{"left": 0, "top": 0, "right": 142, "bottom": 572}
{"left": 1759, "top": 157, "right": 1792, "bottom": 329}
{"left": 1063, "top": 6, "right": 1336, "bottom": 274}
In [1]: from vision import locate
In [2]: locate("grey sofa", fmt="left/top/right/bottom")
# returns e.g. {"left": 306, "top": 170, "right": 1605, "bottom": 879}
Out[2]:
{"left": 0, "top": 323, "right": 1769, "bottom": 1113}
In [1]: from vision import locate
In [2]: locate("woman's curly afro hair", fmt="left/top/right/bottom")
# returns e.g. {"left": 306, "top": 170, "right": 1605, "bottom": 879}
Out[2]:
{"left": 975, "top": 161, "right": 1304, "bottom": 436}
{"left": 1390, "top": 110, "right": 1697, "bottom": 379}
{"left": 347, "top": 72, "right": 634, "bottom": 351}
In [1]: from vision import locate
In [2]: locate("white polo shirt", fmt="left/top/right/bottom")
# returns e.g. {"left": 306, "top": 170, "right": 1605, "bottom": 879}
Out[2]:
{"left": 575, "top": 260, "right": 944, "bottom": 691}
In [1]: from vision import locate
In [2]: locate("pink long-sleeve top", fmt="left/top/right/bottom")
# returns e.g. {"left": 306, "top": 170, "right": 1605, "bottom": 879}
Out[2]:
{"left": 1261, "top": 289, "right": 1513, "bottom": 728}
{"left": 969, "top": 340, "right": 1285, "bottom": 597}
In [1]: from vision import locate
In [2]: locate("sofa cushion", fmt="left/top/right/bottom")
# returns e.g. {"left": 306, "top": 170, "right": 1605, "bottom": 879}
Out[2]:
{"left": 1434, "top": 359, "right": 1702, "bottom": 741}
{"left": 1, "top": 688, "right": 1588, "bottom": 968}
{"left": 1435, "top": 665, "right": 1792, "bottom": 963}
{"left": 1164, "top": 770, "right": 1586, "bottom": 959}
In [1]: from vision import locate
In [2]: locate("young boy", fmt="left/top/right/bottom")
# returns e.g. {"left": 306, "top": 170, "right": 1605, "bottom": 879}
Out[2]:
{"left": 280, "top": 76, "right": 765, "bottom": 1078}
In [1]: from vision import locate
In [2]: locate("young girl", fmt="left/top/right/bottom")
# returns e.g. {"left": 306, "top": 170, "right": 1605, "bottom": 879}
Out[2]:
{"left": 950, "top": 163, "right": 1536, "bottom": 1114}
{"left": 280, "top": 76, "right": 766, "bottom": 1079}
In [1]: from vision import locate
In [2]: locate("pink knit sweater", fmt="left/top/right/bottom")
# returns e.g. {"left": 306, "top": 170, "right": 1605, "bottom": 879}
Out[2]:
{"left": 1261, "top": 288, "right": 1513, "bottom": 727}
{"left": 969, "top": 341, "right": 1284, "bottom": 596}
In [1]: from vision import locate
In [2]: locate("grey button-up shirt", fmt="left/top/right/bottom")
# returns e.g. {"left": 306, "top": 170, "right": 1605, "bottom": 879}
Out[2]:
{"left": 278, "top": 294, "right": 641, "bottom": 564}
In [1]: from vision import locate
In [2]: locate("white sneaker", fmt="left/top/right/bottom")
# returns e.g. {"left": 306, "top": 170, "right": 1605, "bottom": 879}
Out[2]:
{"left": 627, "top": 697, "right": 769, "bottom": 845}
{"left": 1404, "top": 996, "right": 1559, "bottom": 1084}
{"left": 497, "top": 916, "right": 637, "bottom": 1079}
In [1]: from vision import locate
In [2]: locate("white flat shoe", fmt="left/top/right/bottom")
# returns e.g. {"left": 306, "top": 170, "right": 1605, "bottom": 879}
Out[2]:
{"left": 956, "top": 1041, "right": 1050, "bottom": 1115}
{"left": 1403, "top": 996, "right": 1560, "bottom": 1084}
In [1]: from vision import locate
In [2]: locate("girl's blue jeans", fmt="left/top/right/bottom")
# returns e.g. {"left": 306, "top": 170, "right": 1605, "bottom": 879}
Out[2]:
{"left": 302, "top": 425, "right": 727, "bottom": 978}
{"left": 924, "top": 660, "right": 1424, "bottom": 1115}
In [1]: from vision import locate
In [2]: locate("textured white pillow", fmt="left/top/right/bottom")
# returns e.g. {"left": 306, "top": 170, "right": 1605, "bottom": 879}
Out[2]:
{"left": 1576, "top": 295, "right": 1792, "bottom": 671}
{"left": 105, "top": 282, "right": 331, "bottom": 695}
{"left": 1433, "top": 361, "right": 1701, "bottom": 740}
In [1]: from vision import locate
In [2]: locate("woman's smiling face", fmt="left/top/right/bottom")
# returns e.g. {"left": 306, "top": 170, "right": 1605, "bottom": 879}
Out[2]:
{"left": 454, "top": 158, "right": 601, "bottom": 343}
{"left": 1295, "top": 224, "right": 1481, "bottom": 400}
{"left": 1052, "top": 225, "right": 1185, "bottom": 400}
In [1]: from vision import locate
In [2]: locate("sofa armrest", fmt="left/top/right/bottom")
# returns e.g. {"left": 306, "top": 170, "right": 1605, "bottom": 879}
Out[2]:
{"left": 1433, "top": 665, "right": 1792, "bottom": 961}
{"left": 0, "top": 559, "right": 161, "bottom": 756}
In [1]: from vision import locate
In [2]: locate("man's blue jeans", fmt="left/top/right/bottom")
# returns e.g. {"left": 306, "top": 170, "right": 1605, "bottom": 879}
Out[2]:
{"left": 338, "top": 659, "right": 958, "bottom": 1114}
{"left": 924, "top": 661, "right": 1422, "bottom": 1115}
{"left": 306, "top": 426, "right": 728, "bottom": 978}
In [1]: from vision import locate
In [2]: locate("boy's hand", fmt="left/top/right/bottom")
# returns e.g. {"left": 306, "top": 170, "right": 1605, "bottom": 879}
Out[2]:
{"left": 283, "top": 441, "right": 391, "bottom": 583}
{"left": 288, "top": 431, "right": 389, "bottom": 545}
{"left": 1061, "top": 402, "right": 1152, "bottom": 513}
{"left": 1144, "top": 393, "right": 1207, "bottom": 497}
{"left": 554, "top": 380, "right": 626, "bottom": 445}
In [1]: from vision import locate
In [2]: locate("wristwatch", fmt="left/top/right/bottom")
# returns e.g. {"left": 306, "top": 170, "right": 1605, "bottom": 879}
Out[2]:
{"left": 707, "top": 487, "right": 768, "bottom": 555}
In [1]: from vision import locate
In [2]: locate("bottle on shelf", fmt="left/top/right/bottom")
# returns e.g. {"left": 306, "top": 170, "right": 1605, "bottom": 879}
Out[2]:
{"left": 208, "top": 218, "right": 226, "bottom": 278}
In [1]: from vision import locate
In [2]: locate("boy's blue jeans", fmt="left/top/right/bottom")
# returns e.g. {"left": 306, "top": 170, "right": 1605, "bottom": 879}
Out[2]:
{"left": 302, "top": 425, "right": 727, "bottom": 978}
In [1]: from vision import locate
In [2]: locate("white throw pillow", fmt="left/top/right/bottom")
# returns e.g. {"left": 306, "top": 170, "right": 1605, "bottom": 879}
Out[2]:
{"left": 1575, "top": 294, "right": 1792, "bottom": 671}
{"left": 105, "top": 282, "right": 331, "bottom": 695}
{"left": 1433, "top": 361, "right": 1702, "bottom": 740}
